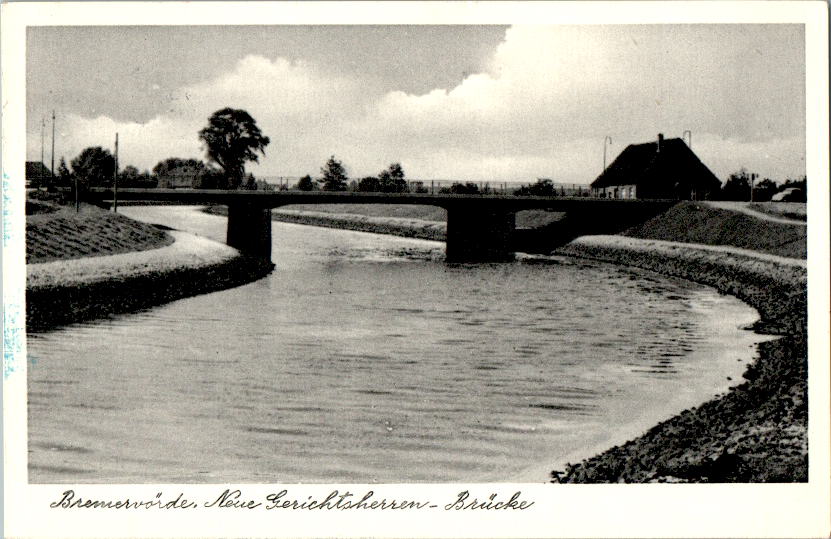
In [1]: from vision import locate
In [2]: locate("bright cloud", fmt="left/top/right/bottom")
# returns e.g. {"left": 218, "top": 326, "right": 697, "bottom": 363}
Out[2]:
{"left": 32, "top": 25, "right": 805, "bottom": 183}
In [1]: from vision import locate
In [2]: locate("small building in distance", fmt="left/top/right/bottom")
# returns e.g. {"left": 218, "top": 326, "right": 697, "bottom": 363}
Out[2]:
{"left": 26, "top": 161, "right": 54, "bottom": 188}
{"left": 590, "top": 134, "right": 722, "bottom": 200}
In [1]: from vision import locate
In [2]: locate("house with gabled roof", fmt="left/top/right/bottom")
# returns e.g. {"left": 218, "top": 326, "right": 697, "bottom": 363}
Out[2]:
{"left": 591, "top": 134, "right": 722, "bottom": 200}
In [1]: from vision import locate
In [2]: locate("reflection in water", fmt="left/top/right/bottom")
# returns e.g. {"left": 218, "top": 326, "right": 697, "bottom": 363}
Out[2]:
{"left": 28, "top": 206, "right": 763, "bottom": 483}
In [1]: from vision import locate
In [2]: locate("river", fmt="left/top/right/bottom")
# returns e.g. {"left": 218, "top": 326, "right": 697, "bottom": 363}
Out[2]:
{"left": 27, "top": 206, "right": 763, "bottom": 483}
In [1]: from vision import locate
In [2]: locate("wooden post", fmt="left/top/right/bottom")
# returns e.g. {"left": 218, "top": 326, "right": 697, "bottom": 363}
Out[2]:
{"left": 113, "top": 133, "right": 119, "bottom": 212}
{"left": 51, "top": 111, "right": 55, "bottom": 180}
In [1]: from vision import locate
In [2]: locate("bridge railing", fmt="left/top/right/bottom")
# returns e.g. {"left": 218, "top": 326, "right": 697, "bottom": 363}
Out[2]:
{"left": 261, "top": 178, "right": 593, "bottom": 197}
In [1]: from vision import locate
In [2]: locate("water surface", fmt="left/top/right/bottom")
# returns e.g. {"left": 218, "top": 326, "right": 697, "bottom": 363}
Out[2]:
{"left": 28, "top": 206, "right": 762, "bottom": 482}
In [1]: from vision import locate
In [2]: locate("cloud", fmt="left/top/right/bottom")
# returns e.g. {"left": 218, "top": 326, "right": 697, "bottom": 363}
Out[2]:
{"left": 35, "top": 25, "right": 805, "bottom": 183}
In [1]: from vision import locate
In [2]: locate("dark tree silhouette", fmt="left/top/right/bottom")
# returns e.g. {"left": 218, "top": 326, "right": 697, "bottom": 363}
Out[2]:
{"left": 720, "top": 169, "right": 751, "bottom": 201}
{"left": 152, "top": 158, "right": 206, "bottom": 178}
{"left": 358, "top": 176, "right": 381, "bottom": 192}
{"left": 514, "top": 178, "right": 556, "bottom": 196}
{"left": 71, "top": 147, "right": 115, "bottom": 188}
{"left": 297, "top": 174, "right": 316, "bottom": 191}
{"left": 753, "top": 178, "right": 779, "bottom": 202}
{"left": 57, "top": 157, "right": 72, "bottom": 187}
{"left": 439, "top": 182, "right": 481, "bottom": 195}
{"left": 320, "top": 155, "right": 348, "bottom": 191}
{"left": 198, "top": 108, "right": 270, "bottom": 189}
{"left": 379, "top": 162, "right": 407, "bottom": 193}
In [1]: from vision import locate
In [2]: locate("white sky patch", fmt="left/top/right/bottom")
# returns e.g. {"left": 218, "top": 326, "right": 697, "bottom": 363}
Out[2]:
{"left": 28, "top": 25, "right": 805, "bottom": 183}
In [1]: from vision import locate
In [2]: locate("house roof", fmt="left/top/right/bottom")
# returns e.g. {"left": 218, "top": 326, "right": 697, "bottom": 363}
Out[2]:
{"left": 591, "top": 137, "right": 721, "bottom": 191}
{"left": 25, "top": 161, "right": 53, "bottom": 178}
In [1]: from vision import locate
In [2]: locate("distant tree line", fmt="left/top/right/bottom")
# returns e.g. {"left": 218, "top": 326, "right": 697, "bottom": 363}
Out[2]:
{"left": 718, "top": 168, "right": 806, "bottom": 202}
{"left": 41, "top": 106, "right": 808, "bottom": 204}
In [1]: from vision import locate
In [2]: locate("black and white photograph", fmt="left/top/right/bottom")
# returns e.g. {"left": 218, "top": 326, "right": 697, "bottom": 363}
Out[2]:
{"left": 3, "top": 1, "right": 830, "bottom": 537}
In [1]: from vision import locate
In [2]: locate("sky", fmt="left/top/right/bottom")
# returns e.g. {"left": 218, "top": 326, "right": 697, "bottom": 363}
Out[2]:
{"left": 27, "top": 25, "right": 805, "bottom": 184}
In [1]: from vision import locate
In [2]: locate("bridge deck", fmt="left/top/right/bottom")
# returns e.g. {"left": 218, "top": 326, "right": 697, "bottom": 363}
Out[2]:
{"left": 88, "top": 188, "right": 674, "bottom": 212}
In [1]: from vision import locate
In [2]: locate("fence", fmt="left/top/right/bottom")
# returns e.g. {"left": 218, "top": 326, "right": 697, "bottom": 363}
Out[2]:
{"left": 261, "top": 177, "right": 592, "bottom": 196}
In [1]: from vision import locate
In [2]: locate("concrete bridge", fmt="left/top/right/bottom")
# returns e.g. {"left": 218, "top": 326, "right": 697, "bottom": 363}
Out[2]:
{"left": 86, "top": 188, "right": 674, "bottom": 262}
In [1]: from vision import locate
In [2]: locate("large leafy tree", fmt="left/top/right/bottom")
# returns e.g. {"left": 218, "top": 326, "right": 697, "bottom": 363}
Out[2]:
{"left": 320, "top": 155, "right": 348, "bottom": 191}
{"left": 198, "top": 108, "right": 270, "bottom": 189}
{"left": 71, "top": 147, "right": 115, "bottom": 188}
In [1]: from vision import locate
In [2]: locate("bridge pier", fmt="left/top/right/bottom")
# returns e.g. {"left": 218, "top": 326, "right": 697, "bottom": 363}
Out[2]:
{"left": 226, "top": 204, "right": 272, "bottom": 260}
{"left": 445, "top": 207, "right": 516, "bottom": 263}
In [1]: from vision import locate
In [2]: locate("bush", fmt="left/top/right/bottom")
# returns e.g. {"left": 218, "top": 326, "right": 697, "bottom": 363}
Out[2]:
{"left": 514, "top": 179, "right": 556, "bottom": 196}
{"left": 440, "top": 182, "right": 481, "bottom": 195}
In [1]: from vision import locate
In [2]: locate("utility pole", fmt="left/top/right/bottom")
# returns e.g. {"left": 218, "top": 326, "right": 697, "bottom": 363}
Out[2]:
{"left": 51, "top": 111, "right": 56, "bottom": 178}
{"left": 750, "top": 172, "right": 756, "bottom": 203}
{"left": 113, "top": 133, "right": 119, "bottom": 212}
{"left": 40, "top": 117, "right": 45, "bottom": 190}
{"left": 603, "top": 136, "right": 613, "bottom": 172}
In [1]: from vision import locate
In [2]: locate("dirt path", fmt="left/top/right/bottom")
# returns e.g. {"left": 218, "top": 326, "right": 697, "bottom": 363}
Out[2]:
{"left": 574, "top": 235, "right": 807, "bottom": 268}
{"left": 704, "top": 201, "right": 807, "bottom": 226}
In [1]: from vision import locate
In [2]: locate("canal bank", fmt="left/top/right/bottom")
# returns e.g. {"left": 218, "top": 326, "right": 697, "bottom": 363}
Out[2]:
{"left": 26, "top": 201, "right": 273, "bottom": 331}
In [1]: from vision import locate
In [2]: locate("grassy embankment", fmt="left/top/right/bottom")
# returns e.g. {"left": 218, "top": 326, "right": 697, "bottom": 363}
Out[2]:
{"left": 26, "top": 200, "right": 174, "bottom": 263}
{"left": 236, "top": 200, "right": 807, "bottom": 482}
{"left": 26, "top": 199, "right": 273, "bottom": 331}
{"left": 622, "top": 202, "right": 806, "bottom": 258}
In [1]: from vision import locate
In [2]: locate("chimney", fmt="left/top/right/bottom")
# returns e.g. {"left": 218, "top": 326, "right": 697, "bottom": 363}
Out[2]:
{"left": 657, "top": 133, "right": 664, "bottom": 153}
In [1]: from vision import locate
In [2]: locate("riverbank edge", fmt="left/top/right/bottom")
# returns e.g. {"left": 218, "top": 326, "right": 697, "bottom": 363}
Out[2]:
{"left": 551, "top": 238, "right": 807, "bottom": 482}
{"left": 26, "top": 242, "right": 275, "bottom": 332}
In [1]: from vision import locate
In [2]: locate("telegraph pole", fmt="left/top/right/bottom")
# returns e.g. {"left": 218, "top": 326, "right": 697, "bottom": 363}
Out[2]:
{"left": 40, "top": 117, "right": 45, "bottom": 190}
{"left": 51, "top": 111, "right": 56, "bottom": 178}
{"left": 113, "top": 133, "right": 119, "bottom": 212}
{"left": 603, "top": 136, "right": 613, "bottom": 172}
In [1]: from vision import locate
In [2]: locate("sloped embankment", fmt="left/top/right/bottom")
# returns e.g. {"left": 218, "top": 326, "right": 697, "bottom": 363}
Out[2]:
{"left": 26, "top": 202, "right": 174, "bottom": 263}
{"left": 26, "top": 203, "right": 273, "bottom": 331}
{"left": 622, "top": 201, "right": 807, "bottom": 259}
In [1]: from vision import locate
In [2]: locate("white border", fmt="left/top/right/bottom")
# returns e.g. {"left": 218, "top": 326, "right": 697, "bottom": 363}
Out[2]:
{"left": 3, "top": 2, "right": 829, "bottom": 538}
